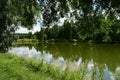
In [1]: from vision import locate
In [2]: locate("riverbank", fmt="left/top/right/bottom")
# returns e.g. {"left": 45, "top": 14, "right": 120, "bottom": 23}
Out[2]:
{"left": 13, "top": 39, "right": 120, "bottom": 46}
{"left": 12, "top": 39, "right": 39, "bottom": 45}
{"left": 0, "top": 53, "right": 53, "bottom": 80}
{"left": 1, "top": 53, "right": 120, "bottom": 80}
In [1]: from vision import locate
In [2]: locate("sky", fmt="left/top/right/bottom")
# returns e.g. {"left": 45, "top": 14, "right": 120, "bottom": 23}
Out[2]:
{"left": 15, "top": 22, "right": 41, "bottom": 34}
{"left": 15, "top": 18, "right": 66, "bottom": 34}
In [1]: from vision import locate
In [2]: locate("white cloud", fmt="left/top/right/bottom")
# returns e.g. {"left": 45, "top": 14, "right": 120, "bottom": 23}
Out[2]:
{"left": 15, "top": 17, "right": 67, "bottom": 34}
{"left": 57, "top": 17, "right": 67, "bottom": 26}
{"left": 15, "top": 27, "right": 29, "bottom": 34}
{"left": 30, "top": 25, "right": 41, "bottom": 34}
{"left": 15, "top": 23, "right": 41, "bottom": 34}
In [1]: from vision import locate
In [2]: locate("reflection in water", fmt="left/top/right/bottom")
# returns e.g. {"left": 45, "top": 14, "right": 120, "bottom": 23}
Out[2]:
{"left": 11, "top": 42, "right": 120, "bottom": 72}
{"left": 9, "top": 46, "right": 120, "bottom": 80}
{"left": 116, "top": 67, "right": 120, "bottom": 72}
{"left": 87, "top": 60, "right": 94, "bottom": 74}
{"left": 103, "top": 64, "right": 114, "bottom": 80}
{"left": 9, "top": 47, "right": 41, "bottom": 58}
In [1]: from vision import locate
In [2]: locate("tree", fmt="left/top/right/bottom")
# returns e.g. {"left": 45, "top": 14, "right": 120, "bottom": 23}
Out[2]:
{"left": 1, "top": 0, "right": 120, "bottom": 52}
{"left": 35, "top": 28, "right": 45, "bottom": 41}
{"left": 0, "top": 0, "right": 39, "bottom": 52}
{"left": 39, "top": 0, "right": 120, "bottom": 42}
{"left": 28, "top": 32, "right": 32, "bottom": 39}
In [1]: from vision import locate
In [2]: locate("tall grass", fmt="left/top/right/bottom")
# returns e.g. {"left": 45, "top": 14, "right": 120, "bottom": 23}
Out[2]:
{"left": 23, "top": 57, "right": 119, "bottom": 80}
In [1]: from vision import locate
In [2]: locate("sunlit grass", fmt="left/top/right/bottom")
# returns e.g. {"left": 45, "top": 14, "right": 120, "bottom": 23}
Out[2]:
{"left": 12, "top": 39, "right": 39, "bottom": 45}
{"left": 0, "top": 53, "right": 53, "bottom": 80}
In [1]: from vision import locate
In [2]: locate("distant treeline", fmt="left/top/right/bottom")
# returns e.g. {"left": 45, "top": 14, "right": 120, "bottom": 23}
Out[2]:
{"left": 16, "top": 19, "right": 120, "bottom": 43}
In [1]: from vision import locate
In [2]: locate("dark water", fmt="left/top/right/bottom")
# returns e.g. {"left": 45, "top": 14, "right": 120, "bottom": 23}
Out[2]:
{"left": 9, "top": 42, "right": 120, "bottom": 72}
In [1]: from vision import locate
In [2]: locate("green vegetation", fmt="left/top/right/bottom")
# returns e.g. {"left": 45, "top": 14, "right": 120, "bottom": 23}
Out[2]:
{"left": 0, "top": 53, "right": 53, "bottom": 80}
{"left": 1, "top": 0, "right": 120, "bottom": 52}
{"left": 1, "top": 0, "right": 120, "bottom": 79}
{"left": 0, "top": 0, "right": 40, "bottom": 52}
{"left": 39, "top": 0, "right": 120, "bottom": 43}
{"left": 17, "top": 18, "right": 120, "bottom": 43}
{"left": 12, "top": 39, "right": 39, "bottom": 46}
{"left": 1, "top": 53, "right": 120, "bottom": 80}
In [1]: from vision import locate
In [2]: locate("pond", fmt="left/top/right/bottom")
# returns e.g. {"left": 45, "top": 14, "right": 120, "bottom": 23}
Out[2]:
{"left": 9, "top": 42, "right": 120, "bottom": 72}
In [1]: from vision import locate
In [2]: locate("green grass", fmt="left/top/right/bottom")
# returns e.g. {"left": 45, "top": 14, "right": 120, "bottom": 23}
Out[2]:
{"left": 12, "top": 39, "right": 39, "bottom": 45}
{"left": 17, "top": 39, "right": 38, "bottom": 42}
{"left": 0, "top": 53, "right": 120, "bottom": 80}
{"left": 0, "top": 53, "right": 53, "bottom": 80}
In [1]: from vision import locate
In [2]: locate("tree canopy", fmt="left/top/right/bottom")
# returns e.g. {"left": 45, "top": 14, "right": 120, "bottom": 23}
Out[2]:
{"left": 0, "top": 0, "right": 39, "bottom": 52}
{"left": 0, "top": 0, "right": 120, "bottom": 52}
{"left": 38, "top": 0, "right": 120, "bottom": 42}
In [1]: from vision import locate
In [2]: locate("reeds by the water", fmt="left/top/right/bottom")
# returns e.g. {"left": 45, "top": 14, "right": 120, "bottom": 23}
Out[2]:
{"left": 27, "top": 57, "right": 120, "bottom": 80}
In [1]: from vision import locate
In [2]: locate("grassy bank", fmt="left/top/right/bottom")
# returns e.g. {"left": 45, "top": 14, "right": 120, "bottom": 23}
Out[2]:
{"left": 12, "top": 39, "right": 39, "bottom": 45}
{"left": 0, "top": 53, "right": 53, "bottom": 80}
{"left": 0, "top": 53, "right": 120, "bottom": 80}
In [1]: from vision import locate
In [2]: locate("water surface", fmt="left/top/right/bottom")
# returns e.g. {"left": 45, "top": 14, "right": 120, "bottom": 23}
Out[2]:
{"left": 9, "top": 42, "right": 120, "bottom": 72}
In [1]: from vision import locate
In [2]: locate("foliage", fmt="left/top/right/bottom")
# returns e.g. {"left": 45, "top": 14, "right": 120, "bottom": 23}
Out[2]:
{"left": 0, "top": 0, "right": 40, "bottom": 52}
{"left": 0, "top": 0, "right": 15, "bottom": 52}
{"left": 35, "top": 28, "right": 45, "bottom": 41}
{"left": 1, "top": 0, "right": 120, "bottom": 52}
{"left": 18, "top": 16, "right": 120, "bottom": 42}
{"left": 37, "top": 0, "right": 120, "bottom": 42}
{"left": 38, "top": 0, "right": 120, "bottom": 26}
{"left": 28, "top": 32, "right": 32, "bottom": 39}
